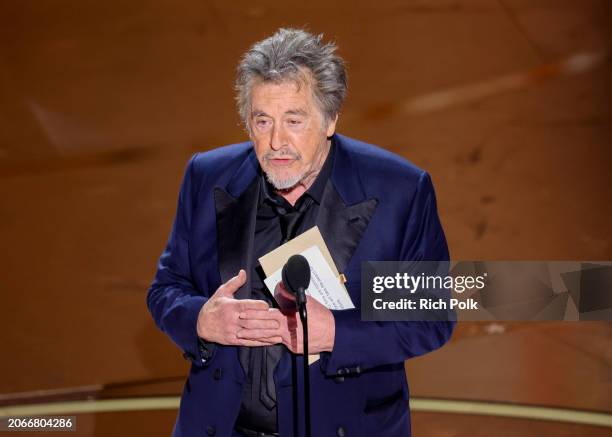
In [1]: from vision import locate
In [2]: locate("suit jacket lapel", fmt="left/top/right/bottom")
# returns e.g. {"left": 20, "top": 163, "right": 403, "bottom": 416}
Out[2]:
{"left": 214, "top": 150, "right": 260, "bottom": 300}
{"left": 316, "top": 134, "right": 378, "bottom": 275}
{"left": 316, "top": 183, "right": 378, "bottom": 275}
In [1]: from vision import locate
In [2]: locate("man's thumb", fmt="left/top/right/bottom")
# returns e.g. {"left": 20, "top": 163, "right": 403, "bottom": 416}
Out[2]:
{"left": 218, "top": 269, "right": 247, "bottom": 297}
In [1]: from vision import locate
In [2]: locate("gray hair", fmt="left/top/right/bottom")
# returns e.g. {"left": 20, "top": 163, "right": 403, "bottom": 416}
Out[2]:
{"left": 235, "top": 28, "right": 347, "bottom": 127}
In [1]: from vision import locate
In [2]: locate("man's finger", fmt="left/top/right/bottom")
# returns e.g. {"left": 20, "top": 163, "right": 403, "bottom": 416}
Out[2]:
{"left": 236, "top": 328, "right": 282, "bottom": 340}
{"left": 217, "top": 269, "right": 247, "bottom": 297}
{"left": 234, "top": 337, "right": 283, "bottom": 347}
{"left": 239, "top": 308, "right": 282, "bottom": 320}
{"left": 238, "top": 318, "right": 280, "bottom": 330}
{"left": 237, "top": 299, "right": 270, "bottom": 312}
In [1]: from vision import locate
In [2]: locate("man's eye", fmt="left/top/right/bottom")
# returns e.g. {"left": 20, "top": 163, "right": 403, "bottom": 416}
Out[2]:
{"left": 288, "top": 119, "right": 302, "bottom": 125}
{"left": 256, "top": 119, "right": 269, "bottom": 127}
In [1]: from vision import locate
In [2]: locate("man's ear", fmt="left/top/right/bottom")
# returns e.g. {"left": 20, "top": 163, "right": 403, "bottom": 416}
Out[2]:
{"left": 326, "top": 114, "right": 338, "bottom": 138}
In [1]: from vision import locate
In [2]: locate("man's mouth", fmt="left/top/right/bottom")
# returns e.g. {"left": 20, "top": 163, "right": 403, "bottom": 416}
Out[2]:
{"left": 268, "top": 157, "right": 296, "bottom": 166}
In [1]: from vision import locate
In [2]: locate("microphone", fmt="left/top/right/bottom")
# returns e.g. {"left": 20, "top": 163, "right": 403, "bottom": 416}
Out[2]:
{"left": 280, "top": 254, "right": 310, "bottom": 310}
{"left": 279, "top": 254, "right": 312, "bottom": 437}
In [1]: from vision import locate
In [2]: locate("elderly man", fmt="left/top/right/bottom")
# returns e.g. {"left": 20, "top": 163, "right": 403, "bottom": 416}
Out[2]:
{"left": 147, "top": 28, "right": 454, "bottom": 437}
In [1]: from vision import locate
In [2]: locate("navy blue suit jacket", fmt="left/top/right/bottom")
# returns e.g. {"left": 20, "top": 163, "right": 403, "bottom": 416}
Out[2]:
{"left": 147, "top": 134, "right": 455, "bottom": 437}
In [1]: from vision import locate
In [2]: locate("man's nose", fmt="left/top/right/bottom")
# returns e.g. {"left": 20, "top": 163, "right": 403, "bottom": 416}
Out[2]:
{"left": 269, "top": 124, "right": 287, "bottom": 151}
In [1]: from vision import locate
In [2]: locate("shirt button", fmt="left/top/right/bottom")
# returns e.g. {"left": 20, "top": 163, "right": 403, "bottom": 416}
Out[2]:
{"left": 336, "top": 426, "right": 346, "bottom": 436}
{"left": 206, "top": 425, "right": 216, "bottom": 436}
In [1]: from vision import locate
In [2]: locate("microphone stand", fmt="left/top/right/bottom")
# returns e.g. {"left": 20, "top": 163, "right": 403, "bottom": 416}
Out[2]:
{"left": 296, "top": 287, "right": 311, "bottom": 437}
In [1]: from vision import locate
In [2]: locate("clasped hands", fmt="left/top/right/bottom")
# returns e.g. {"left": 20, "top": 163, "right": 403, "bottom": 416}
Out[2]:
{"left": 196, "top": 269, "right": 335, "bottom": 354}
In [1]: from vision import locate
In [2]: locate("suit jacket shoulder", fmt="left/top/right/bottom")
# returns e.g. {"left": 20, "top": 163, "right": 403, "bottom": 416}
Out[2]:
{"left": 334, "top": 134, "right": 431, "bottom": 205}
{"left": 190, "top": 141, "right": 253, "bottom": 186}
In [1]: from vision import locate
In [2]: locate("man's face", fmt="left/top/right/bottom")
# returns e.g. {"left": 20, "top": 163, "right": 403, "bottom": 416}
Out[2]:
{"left": 248, "top": 77, "right": 337, "bottom": 190}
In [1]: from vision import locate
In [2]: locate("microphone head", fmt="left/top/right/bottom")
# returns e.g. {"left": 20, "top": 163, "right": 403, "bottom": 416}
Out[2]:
{"left": 281, "top": 254, "right": 311, "bottom": 294}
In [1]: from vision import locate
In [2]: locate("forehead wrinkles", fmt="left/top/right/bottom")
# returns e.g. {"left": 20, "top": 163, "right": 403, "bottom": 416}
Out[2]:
{"left": 249, "top": 70, "right": 319, "bottom": 117}
{"left": 251, "top": 88, "right": 307, "bottom": 115}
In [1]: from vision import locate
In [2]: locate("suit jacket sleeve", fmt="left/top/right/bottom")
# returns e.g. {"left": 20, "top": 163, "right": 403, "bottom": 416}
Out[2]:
{"left": 146, "top": 154, "right": 213, "bottom": 367}
{"left": 320, "top": 171, "right": 455, "bottom": 376}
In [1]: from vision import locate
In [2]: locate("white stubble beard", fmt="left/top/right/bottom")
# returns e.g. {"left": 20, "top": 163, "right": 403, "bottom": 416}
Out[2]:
{"left": 262, "top": 148, "right": 306, "bottom": 190}
{"left": 265, "top": 167, "right": 307, "bottom": 190}
{"left": 263, "top": 140, "right": 328, "bottom": 191}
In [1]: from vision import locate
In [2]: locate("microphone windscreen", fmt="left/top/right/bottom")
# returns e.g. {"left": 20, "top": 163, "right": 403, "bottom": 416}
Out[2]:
{"left": 282, "top": 254, "right": 311, "bottom": 294}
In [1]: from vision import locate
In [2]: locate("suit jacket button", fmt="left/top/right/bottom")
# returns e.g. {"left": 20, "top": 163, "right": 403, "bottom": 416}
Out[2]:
{"left": 336, "top": 426, "right": 346, "bottom": 436}
{"left": 213, "top": 368, "right": 223, "bottom": 380}
{"left": 206, "top": 425, "right": 216, "bottom": 436}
